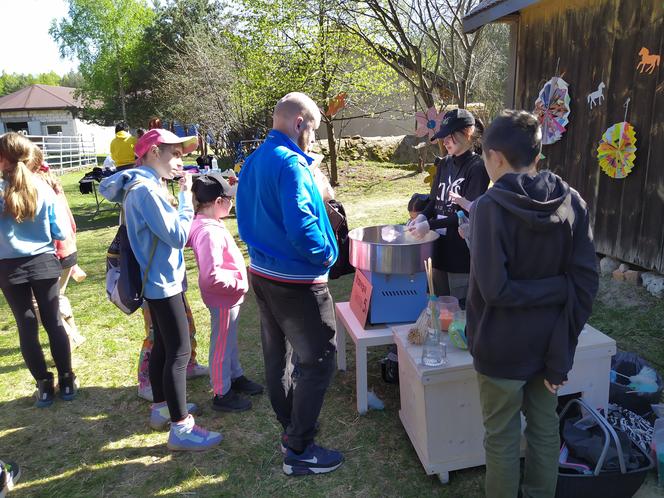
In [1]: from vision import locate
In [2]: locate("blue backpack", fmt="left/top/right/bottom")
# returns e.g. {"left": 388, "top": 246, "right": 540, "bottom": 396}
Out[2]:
{"left": 105, "top": 182, "right": 156, "bottom": 314}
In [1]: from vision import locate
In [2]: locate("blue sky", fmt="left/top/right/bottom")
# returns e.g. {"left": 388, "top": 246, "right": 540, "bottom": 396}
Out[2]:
{"left": 0, "top": 0, "right": 79, "bottom": 75}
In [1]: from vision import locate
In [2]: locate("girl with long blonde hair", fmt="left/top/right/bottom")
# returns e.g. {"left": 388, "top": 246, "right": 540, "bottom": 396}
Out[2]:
{"left": 0, "top": 132, "right": 76, "bottom": 407}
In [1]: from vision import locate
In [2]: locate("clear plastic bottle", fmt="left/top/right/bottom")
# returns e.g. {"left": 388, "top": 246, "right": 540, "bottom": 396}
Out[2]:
{"left": 211, "top": 157, "right": 219, "bottom": 171}
{"left": 421, "top": 298, "right": 446, "bottom": 367}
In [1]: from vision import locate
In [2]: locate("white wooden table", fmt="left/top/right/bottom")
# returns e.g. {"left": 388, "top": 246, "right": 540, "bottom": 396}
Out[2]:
{"left": 334, "top": 301, "right": 395, "bottom": 414}
{"left": 392, "top": 324, "right": 617, "bottom": 484}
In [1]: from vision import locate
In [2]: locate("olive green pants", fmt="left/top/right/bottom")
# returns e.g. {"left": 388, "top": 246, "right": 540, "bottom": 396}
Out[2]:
{"left": 477, "top": 373, "right": 560, "bottom": 498}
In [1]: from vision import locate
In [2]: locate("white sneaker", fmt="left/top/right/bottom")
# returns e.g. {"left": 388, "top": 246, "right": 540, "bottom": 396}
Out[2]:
{"left": 186, "top": 363, "right": 209, "bottom": 379}
{"left": 138, "top": 385, "right": 153, "bottom": 402}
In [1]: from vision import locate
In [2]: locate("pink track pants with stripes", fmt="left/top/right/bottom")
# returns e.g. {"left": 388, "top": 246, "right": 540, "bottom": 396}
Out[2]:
{"left": 209, "top": 305, "right": 243, "bottom": 396}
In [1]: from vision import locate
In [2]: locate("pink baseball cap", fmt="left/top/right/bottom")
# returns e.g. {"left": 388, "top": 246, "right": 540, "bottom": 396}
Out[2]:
{"left": 134, "top": 129, "right": 198, "bottom": 165}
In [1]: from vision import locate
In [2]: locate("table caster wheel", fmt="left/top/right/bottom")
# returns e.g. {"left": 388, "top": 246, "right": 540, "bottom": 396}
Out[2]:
{"left": 437, "top": 472, "right": 449, "bottom": 484}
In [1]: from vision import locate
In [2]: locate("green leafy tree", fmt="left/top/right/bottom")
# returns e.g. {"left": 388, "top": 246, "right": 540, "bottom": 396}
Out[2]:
{"left": 60, "top": 70, "right": 84, "bottom": 88}
{"left": 0, "top": 71, "right": 63, "bottom": 96}
{"left": 234, "top": 0, "right": 406, "bottom": 184}
{"left": 128, "top": 0, "right": 229, "bottom": 125}
{"left": 337, "top": 0, "right": 508, "bottom": 112}
{"left": 50, "top": 0, "right": 155, "bottom": 124}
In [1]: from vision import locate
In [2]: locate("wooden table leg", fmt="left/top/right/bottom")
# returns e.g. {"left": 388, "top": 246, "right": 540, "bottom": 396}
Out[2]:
{"left": 356, "top": 343, "right": 368, "bottom": 414}
{"left": 335, "top": 314, "right": 347, "bottom": 371}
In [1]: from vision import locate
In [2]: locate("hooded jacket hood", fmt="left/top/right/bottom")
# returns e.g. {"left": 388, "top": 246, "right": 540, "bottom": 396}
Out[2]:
{"left": 98, "top": 167, "right": 160, "bottom": 203}
{"left": 486, "top": 170, "right": 572, "bottom": 232}
{"left": 99, "top": 166, "right": 194, "bottom": 300}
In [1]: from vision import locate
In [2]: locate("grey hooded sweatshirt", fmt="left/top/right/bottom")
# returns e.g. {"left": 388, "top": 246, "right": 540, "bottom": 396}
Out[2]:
{"left": 466, "top": 171, "right": 599, "bottom": 385}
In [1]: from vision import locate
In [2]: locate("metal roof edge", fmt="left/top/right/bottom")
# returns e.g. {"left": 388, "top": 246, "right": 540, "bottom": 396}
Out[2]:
{"left": 0, "top": 106, "right": 78, "bottom": 114}
{"left": 463, "top": 0, "right": 541, "bottom": 33}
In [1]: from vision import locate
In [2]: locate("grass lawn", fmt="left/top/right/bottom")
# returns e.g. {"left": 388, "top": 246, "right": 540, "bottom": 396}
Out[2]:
{"left": 1, "top": 161, "right": 663, "bottom": 497}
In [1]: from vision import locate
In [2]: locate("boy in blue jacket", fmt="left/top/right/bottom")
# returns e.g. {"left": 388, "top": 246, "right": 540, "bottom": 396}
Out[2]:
{"left": 100, "top": 129, "right": 221, "bottom": 452}
{"left": 236, "top": 92, "right": 343, "bottom": 476}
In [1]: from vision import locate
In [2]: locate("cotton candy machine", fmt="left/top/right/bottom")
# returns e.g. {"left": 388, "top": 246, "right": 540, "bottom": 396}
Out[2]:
{"left": 348, "top": 225, "right": 439, "bottom": 324}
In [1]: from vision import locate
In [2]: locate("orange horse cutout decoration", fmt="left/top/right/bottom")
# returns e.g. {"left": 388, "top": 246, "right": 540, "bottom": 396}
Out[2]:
{"left": 637, "top": 47, "right": 660, "bottom": 74}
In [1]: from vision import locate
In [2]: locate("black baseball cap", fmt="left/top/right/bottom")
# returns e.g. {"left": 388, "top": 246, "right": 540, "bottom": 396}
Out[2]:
{"left": 192, "top": 172, "right": 235, "bottom": 204}
{"left": 431, "top": 109, "right": 476, "bottom": 141}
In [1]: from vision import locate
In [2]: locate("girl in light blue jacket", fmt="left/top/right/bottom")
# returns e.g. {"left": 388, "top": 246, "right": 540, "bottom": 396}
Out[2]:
{"left": 99, "top": 128, "right": 221, "bottom": 452}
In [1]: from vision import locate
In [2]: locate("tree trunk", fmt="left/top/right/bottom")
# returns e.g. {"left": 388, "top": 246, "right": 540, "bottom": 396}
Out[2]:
{"left": 116, "top": 65, "right": 127, "bottom": 123}
{"left": 326, "top": 119, "right": 339, "bottom": 186}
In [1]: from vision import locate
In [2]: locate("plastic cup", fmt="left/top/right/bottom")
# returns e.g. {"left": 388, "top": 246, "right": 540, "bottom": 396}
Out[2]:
{"left": 438, "top": 296, "right": 460, "bottom": 331}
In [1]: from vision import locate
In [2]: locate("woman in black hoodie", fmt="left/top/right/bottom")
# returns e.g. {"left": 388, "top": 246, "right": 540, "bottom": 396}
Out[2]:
{"left": 409, "top": 109, "right": 490, "bottom": 303}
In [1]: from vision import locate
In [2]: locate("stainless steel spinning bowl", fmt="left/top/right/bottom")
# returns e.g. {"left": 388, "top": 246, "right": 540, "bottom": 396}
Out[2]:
{"left": 348, "top": 225, "right": 439, "bottom": 275}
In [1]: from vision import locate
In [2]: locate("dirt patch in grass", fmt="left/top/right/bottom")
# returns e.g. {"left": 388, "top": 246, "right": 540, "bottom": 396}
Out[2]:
{"left": 595, "top": 276, "right": 653, "bottom": 308}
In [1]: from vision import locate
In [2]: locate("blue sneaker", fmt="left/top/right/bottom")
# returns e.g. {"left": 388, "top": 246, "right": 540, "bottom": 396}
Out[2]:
{"left": 283, "top": 443, "right": 344, "bottom": 476}
{"left": 167, "top": 415, "right": 222, "bottom": 451}
{"left": 149, "top": 402, "right": 200, "bottom": 431}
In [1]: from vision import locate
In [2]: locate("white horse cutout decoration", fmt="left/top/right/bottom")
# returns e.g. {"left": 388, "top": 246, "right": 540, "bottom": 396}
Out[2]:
{"left": 587, "top": 82, "right": 606, "bottom": 109}
{"left": 637, "top": 47, "right": 661, "bottom": 74}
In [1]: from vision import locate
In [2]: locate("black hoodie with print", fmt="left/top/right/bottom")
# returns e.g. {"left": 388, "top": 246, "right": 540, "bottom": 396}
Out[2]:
{"left": 466, "top": 171, "right": 599, "bottom": 385}
{"left": 421, "top": 150, "right": 490, "bottom": 272}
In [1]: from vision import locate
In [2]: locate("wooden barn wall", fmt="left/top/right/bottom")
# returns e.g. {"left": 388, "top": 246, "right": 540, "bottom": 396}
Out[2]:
{"left": 514, "top": 0, "right": 664, "bottom": 272}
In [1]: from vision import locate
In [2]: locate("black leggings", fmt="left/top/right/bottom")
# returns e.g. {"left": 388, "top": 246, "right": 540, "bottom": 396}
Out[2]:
{"left": 1, "top": 278, "right": 72, "bottom": 380}
{"left": 146, "top": 293, "right": 191, "bottom": 422}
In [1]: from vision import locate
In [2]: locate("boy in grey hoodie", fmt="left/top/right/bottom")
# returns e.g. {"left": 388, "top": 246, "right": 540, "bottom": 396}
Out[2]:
{"left": 466, "top": 110, "right": 598, "bottom": 498}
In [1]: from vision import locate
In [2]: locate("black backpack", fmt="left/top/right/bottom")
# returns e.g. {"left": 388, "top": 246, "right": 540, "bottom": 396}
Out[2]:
{"left": 105, "top": 181, "right": 157, "bottom": 314}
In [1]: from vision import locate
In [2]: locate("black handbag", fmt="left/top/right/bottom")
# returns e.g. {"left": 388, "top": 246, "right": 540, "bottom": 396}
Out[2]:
{"left": 325, "top": 199, "right": 354, "bottom": 280}
{"left": 555, "top": 398, "right": 653, "bottom": 498}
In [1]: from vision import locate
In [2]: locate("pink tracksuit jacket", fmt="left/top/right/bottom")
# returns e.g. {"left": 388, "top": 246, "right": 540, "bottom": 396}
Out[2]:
{"left": 186, "top": 214, "right": 248, "bottom": 308}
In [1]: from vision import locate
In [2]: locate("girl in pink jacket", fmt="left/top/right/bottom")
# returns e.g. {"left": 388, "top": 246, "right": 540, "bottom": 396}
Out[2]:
{"left": 188, "top": 173, "right": 263, "bottom": 412}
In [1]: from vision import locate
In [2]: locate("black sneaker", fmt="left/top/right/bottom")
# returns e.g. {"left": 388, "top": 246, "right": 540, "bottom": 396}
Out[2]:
{"left": 283, "top": 443, "right": 344, "bottom": 476}
{"left": 211, "top": 390, "right": 252, "bottom": 412}
{"left": 1, "top": 460, "right": 20, "bottom": 496}
{"left": 58, "top": 372, "right": 78, "bottom": 401}
{"left": 35, "top": 373, "right": 54, "bottom": 408}
{"left": 231, "top": 376, "right": 264, "bottom": 395}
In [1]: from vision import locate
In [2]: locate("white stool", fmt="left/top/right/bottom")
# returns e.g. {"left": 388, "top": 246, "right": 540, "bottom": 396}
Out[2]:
{"left": 334, "top": 301, "right": 395, "bottom": 414}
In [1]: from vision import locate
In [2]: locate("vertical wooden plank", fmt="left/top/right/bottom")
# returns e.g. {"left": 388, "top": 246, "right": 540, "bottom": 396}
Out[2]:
{"left": 608, "top": 2, "right": 660, "bottom": 268}
{"left": 589, "top": 1, "right": 635, "bottom": 259}
{"left": 634, "top": 2, "right": 664, "bottom": 272}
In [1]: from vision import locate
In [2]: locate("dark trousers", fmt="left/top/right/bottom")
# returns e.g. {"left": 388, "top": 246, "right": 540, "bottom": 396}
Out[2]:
{"left": 1, "top": 278, "right": 72, "bottom": 380}
{"left": 146, "top": 293, "right": 191, "bottom": 422}
{"left": 251, "top": 273, "right": 337, "bottom": 452}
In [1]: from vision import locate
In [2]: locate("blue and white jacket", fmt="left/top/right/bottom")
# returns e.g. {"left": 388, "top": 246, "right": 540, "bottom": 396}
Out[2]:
{"left": 236, "top": 130, "right": 338, "bottom": 284}
{"left": 99, "top": 167, "right": 193, "bottom": 299}
{"left": 0, "top": 178, "right": 66, "bottom": 260}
